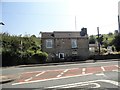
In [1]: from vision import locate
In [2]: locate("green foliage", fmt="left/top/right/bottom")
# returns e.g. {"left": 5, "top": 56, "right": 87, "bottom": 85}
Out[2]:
{"left": 108, "top": 32, "right": 113, "bottom": 36}
{"left": 112, "top": 34, "right": 120, "bottom": 51}
{"left": 89, "top": 35, "right": 96, "bottom": 44}
{"left": 31, "top": 52, "right": 48, "bottom": 63}
{"left": 89, "top": 33, "right": 115, "bottom": 48}
{"left": 89, "top": 33, "right": 120, "bottom": 52}
{"left": 1, "top": 32, "right": 47, "bottom": 66}
{"left": 98, "top": 35, "right": 104, "bottom": 45}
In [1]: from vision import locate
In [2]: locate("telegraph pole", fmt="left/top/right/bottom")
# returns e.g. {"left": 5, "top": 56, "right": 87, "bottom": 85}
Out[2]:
{"left": 97, "top": 27, "right": 100, "bottom": 55}
{"left": 75, "top": 16, "right": 77, "bottom": 30}
{"left": 118, "top": 15, "right": 120, "bottom": 33}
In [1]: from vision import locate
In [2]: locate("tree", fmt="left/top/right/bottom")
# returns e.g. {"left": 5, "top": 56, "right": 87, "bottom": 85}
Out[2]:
{"left": 114, "top": 30, "right": 119, "bottom": 35}
{"left": 89, "top": 35, "right": 96, "bottom": 44}
{"left": 1, "top": 32, "right": 48, "bottom": 66}
{"left": 108, "top": 32, "right": 113, "bottom": 36}
{"left": 98, "top": 35, "right": 104, "bottom": 45}
{"left": 112, "top": 33, "right": 120, "bottom": 51}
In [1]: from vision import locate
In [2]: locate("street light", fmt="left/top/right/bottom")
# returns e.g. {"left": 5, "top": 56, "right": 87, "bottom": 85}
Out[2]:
{"left": 0, "top": 22, "right": 5, "bottom": 25}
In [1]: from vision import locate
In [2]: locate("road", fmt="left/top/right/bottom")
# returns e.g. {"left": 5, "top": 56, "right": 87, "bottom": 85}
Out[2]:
{"left": 1, "top": 60, "right": 120, "bottom": 89}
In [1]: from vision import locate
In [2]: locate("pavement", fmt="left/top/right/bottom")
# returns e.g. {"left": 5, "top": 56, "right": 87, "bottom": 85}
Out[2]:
{"left": 0, "top": 59, "right": 119, "bottom": 84}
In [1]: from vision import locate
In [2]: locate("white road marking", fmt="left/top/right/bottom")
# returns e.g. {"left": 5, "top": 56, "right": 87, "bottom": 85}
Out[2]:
{"left": 24, "top": 71, "right": 45, "bottom": 82}
{"left": 95, "top": 73, "right": 107, "bottom": 77}
{"left": 35, "top": 71, "right": 45, "bottom": 77}
{"left": 112, "top": 70, "right": 120, "bottom": 72}
{"left": 23, "top": 69, "right": 62, "bottom": 74}
{"left": 20, "top": 64, "right": 118, "bottom": 75}
{"left": 101, "top": 66, "right": 105, "bottom": 71}
{"left": 115, "top": 65, "right": 118, "bottom": 67}
{"left": 64, "top": 69, "right": 69, "bottom": 73}
{"left": 56, "top": 75, "right": 62, "bottom": 78}
{"left": 82, "top": 68, "right": 86, "bottom": 74}
{"left": 114, "top": 65, "right": 120, "bottom": 68}
{"left": 12, "top": 73, "right": 93, "bottom": 85}
{"left": 91, "top": 83, "right": 101, "bottom": 88}
{"left": 57, "top": 69, "right": 69, "bottom": 78}
{"left": 24, "top": 77, "right": 33, "bottom": 82}
{"left": 47, "top": 79, "right": 119, "bottom": 88}
{"left": 96, "top": 73, "right": 105, "bottom": 76}
{"left": 48, "top": 82, "right": 100, "bottom": 88}
{"left": 21, "top": 68, "right": 75, "bottom": 74}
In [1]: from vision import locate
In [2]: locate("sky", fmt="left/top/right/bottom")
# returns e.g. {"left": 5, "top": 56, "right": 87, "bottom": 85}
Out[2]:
{"left": 0, "top": 0, "right": 119, "bottom": 37}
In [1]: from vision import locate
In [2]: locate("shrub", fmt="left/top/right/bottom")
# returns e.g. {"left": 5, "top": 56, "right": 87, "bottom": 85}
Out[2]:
{"left": 2, "top": 50, "right": 20, "bottom": 66}
{"left": 30, "top": 52, "right": 48, "bottom": 64}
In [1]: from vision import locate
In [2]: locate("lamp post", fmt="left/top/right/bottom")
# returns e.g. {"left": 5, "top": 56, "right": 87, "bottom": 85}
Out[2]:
{"left": 0, "top": 22, "right": 5, "bottom": 26}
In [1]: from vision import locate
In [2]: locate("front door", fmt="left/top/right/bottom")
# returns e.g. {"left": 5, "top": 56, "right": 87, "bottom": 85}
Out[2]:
{"left": 59, "top": 53, "right": 64, "bottom": 59}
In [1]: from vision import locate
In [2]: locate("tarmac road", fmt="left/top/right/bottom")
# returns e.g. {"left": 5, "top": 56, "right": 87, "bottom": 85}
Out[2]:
{"left": 1, "top": 60, "right": 120, "bottom": 89}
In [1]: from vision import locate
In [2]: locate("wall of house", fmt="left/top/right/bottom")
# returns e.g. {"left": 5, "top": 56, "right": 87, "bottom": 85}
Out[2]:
{"left": 41, "top": 36, "right": 89, "bottom": 61}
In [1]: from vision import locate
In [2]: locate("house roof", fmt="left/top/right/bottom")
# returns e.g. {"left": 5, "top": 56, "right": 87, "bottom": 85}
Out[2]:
{"left": 41, "top": 31, "right": 88, "bottom": 38}
{"left": 54, "top": 31, "right": 81, "bottom": 38}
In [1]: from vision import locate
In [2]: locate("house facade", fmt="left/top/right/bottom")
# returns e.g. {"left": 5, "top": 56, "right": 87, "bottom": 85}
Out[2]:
{"left": 41, "top": 29, "right": 89, "bottom": 61}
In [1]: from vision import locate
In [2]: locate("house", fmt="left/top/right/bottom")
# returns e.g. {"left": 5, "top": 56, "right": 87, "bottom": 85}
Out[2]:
{"left": 41, "top": 28, "right": 89, "bottom": 62}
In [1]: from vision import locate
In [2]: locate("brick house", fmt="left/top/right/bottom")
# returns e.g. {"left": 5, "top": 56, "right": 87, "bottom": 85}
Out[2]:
{"left": 41, "top": 28, "right": 89, "bottom": 62}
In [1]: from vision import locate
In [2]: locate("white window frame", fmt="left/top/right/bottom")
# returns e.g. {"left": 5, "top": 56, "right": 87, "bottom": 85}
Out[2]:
{"left": 46, "top": 39, "right": 53, "bottom": 48}
{"left": 71, "top": 39, "right": 77, "bottom": 48}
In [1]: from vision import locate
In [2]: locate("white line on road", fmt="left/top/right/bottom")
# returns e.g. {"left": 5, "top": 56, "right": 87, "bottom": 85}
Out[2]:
{"left": 35, "top": 71, "right": 45, "bottom": 77}
{"left": 47, "top": 82, "right": 100, "bottom": 88}
{"left": 114, "top": 65, "right": 120, "bottom": 68}
{"left": 95, "top": 73, "right": 107, "bottom": 77}
{"left": 24, "top": 77, "right": 33, "bottom": 82}
{"left": 57, "top": 69, "right": 69, "bottom": 78}
{"left": 24, "top": 71, "right": 45, "bottom": 82}
{"left": 82, "top": 68, "right": 86, "bottom": 74}
{"left": 64, "top": 69, "right": 69, "bottom": 73}
{"left": 112, "top": 70, "right": 120, "bottom": 72}
{"left": 12, "top": 73, "right": 93, "bottom": 85}
{"left": 115, "top": 65, "right": 118, "bottom": 67}
{"left": 101, "top": 66, "right": 105, "bottom": 71}
{"left": 47, "top": 79, "right": 119, "bottom": 88}
{"left": 21, "top": 68, "right": 74, "bottom": 74}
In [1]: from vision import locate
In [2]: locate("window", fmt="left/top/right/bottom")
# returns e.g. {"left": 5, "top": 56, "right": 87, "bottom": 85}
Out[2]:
{"left": 46, "top": 39, "right": 53, "bottom": 48}
{"left": 71, "top": 39, "right": 77, "bottom": 48}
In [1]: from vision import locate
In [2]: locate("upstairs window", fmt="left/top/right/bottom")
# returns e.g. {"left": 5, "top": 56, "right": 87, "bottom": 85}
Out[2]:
{"left": 71, "top": 39, "right": 77, "bottom": 48}
{"left": 46, "top": 39, "right": 53, "bottom": 48}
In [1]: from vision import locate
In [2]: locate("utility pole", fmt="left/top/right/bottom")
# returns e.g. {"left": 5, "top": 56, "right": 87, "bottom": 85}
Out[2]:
{"left": 75, "top": 16, "right": 77, "bottom": 30}
{"left": 118, "top": 15, "right": 120, "bottom": 33}
{"left": 97, "top": 27, "right": 100, "bottom": 55}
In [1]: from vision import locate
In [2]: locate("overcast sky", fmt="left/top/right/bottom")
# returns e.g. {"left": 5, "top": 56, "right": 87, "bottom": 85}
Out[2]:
{"left": 1, "top": 0, "right": 119, "bottom": 36}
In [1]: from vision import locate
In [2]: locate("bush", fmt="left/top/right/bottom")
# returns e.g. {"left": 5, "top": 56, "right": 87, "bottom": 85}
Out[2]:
{"left": 2, "top": 51, "right": 20, "bottom": 66}
{"left": 1, "top": 32, "right": 48, "bottom": 66}
{"left": 30, "top": 52, "right": 48, "bottom": 64}
{"left": 112, "top": 34, "right": 120, "bottom": 51}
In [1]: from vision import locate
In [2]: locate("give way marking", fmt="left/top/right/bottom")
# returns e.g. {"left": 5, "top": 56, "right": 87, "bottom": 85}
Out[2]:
{"left": 47, "top": 79, "right": 120, "bottom": 88}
